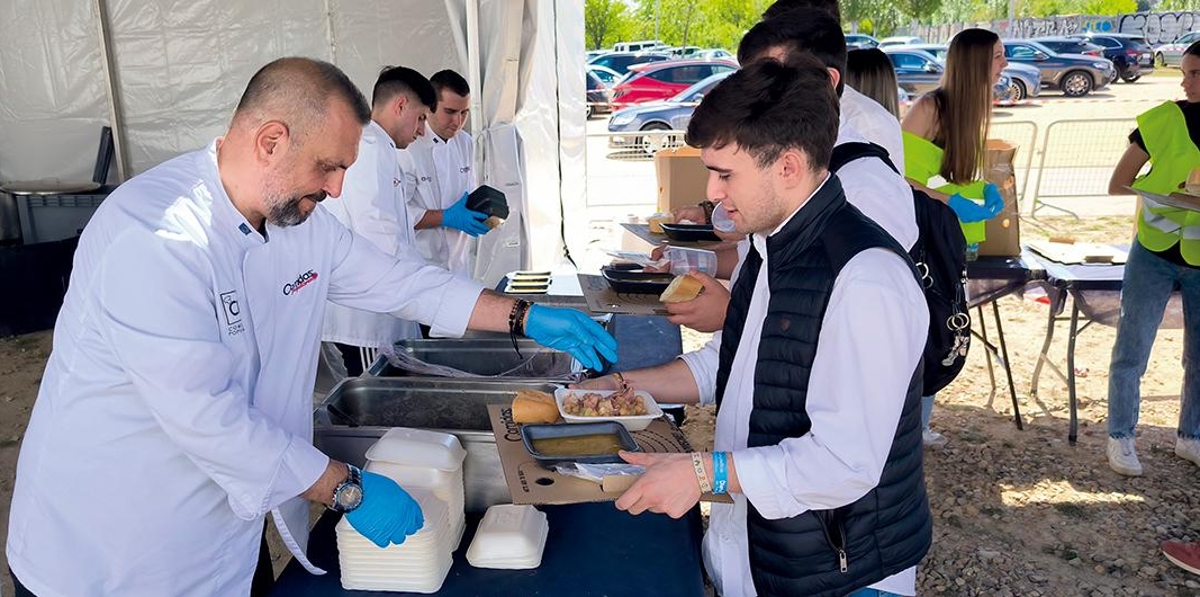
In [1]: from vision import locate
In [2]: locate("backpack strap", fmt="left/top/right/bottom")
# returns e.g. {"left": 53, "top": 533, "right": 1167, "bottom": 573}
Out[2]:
{"left": 829, "top": 141, "right": 900, "bottom": 176}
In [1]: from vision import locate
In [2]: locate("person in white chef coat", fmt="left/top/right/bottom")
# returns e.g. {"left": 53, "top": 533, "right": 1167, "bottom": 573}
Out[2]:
{"left": 405, "top": 69, "right": 489, "bottom": 276}
{"left": 321, "top": 65, "right": 436, "bottom": 376}
{"left": 5, "top": 57, "right": 616, "bottom": 597}
{"left": 580, "top": 58, "right": 931, "bottom": 597}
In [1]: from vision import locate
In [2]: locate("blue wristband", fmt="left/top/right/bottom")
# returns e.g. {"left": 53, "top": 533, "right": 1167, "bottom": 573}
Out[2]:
{"left": 712, "top": 451, "right": 729, "bottom": 495}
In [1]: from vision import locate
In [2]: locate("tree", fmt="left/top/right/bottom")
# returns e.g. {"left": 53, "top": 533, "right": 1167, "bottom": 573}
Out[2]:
{"left": 1078, "top": 0, "right": 1137, "bottom": 13}
{"left": 900, "top": 0, "right": 945, "bottom": 25}
{"left": 585, "top": 0, "right": 634, "bottom": 50}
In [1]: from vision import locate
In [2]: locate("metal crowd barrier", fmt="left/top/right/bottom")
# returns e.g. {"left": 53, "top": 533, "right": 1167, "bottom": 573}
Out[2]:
{"left": 1029, "top": 118, "right": 1138, "bottom": 218}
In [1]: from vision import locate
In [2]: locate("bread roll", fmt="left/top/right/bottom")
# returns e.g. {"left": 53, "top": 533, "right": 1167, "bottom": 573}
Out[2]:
{"left": 512, "top": 389, "right": 560, "bottom": 424}
{"left": 1186, "top": 167, "right": 1200, "bottom": 196}
{"left": 647, "top": 213, "right": 674, "bottom": 234}
{"left": 659, "top": 274, "right": 703, "bottom": 303}
{"left": 486, "top": 215, "right": 505, "bottom": 229}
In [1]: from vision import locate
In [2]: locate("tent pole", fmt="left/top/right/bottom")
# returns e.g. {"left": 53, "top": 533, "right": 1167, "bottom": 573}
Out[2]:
{"left": 466, "top": 0, "right": 483, "bottom": 141}
{"left": 93, "top": 0, "right": 129, "bottom": 182}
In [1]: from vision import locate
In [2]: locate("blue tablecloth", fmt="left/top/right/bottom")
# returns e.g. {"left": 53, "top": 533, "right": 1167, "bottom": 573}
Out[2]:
{"left": 270, "top": 503, "right": 705, "bottom": 597}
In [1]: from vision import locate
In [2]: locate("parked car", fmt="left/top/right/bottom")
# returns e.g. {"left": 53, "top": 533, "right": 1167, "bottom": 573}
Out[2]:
{"left": 901, "top": 43, "right": 1042, "bottom": 100}
{"left": 1002, "top": 39, "right": 1115, "bottom": 97}
{"left": 879, "top": 35, "right": 923, "bottom": 48}
{"left": 610, "top": 60, "right": 738, "bottom": 110}
{"left": 1156, "top": 30, "right": 1200, "bottom": 67}
{"left": 1074, "top": 33, "right": 1155, "bottom": 82}
{"left": 1032, "top": 36, "right": 1104, "bottom": 57}
{"left": 694, "top": 48, "right": 735, "bottom": 61}
{"left": 588, "top": 64, "right": 623, "bottom": 87}
{"left": 846, "top": 33, "right": 880, "bottom": 49}
{"left": 586, "top": 49, "right": 610, "bottom": 61}
{"left": 666, "top": 46, "right": 703, "bottom": 59}
{"left": 586, "top": 70, "right": 613, "bottom": 118}
{"left": 613, "top": 40, "right": 666, "bottom": 53}
{"left": 883, "top": 47, "right": 944, "bottom": 97}
{"left": 587, "top": 51, "right": 671, "bottom": 75}
{"left": 607, "top": 71, "right": 734, "bottom": 150}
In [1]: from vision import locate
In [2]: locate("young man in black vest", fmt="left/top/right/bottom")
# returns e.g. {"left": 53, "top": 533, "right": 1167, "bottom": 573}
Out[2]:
{"left": 601, "top": 56, "right": 932, "bottom": 597}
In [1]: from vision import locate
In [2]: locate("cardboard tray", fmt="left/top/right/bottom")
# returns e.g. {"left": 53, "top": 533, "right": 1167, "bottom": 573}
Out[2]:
{"left": 488, "top": 404, "right": 731, "bottom": 505}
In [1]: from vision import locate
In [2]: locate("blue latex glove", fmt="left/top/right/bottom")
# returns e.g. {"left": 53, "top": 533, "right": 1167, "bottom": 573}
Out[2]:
{"left": 982, "top": 183, "right": 1005, "bottom": 218}
{"left": 947, "top": 193, "right": 994, "bottom": 223}
{"left": 524, "top": 304, "right": 619, "bottom": 371}
{"left": 443, "top": 192, "right": 489, "bottom": 237}
{"left": 345, "top": 470, "right": 425, "bottom": 548}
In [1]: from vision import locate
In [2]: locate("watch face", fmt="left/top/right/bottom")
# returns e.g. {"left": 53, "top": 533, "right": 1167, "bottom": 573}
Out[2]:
{"left": 339, "top": 484, "right": 364, "bottom": 509}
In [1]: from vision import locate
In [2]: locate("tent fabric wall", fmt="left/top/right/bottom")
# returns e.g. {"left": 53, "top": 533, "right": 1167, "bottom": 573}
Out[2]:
{"left": 0, "top": 1, "right": 110, "bottom": 183}
{"left": 0, "top": 0, "right": 587, "bottom": 284}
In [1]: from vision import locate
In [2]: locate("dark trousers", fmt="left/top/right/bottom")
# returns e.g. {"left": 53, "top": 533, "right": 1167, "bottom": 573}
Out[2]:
{"left": 9, "top": 525, "right": 276, "bottom": 597}
{"left": 333, "top": 342, "right": 366, "bottom": 377}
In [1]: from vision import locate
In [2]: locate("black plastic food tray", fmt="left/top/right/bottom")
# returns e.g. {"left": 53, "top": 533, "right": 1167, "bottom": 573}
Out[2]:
{"left": 520, "top": 421, "right": 641, "bottom": 465}
{"left": 659, "top": 223, "right": 720, "bottom": 242}
{"left": 601, "top": 265, "right": 674, "bottom": 295}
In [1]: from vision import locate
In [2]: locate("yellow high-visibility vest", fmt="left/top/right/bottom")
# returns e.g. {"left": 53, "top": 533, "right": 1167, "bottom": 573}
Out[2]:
{"left": 1132, "top": 101, "right": 1200, "bottom": 265}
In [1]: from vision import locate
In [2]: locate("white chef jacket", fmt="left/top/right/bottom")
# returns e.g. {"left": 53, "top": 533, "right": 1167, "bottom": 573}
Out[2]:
{"left": 405, "top": 122, "right": 477, "bottom": 275}
{"left": 322, "top": 120, "right": 422, "bottom": 348}
{"left": 842, "top": 85, "right": 906, "bottom": 169}
{"left": 835, "top": 123, "right": 919, "bottom": 252}
{"left": 678, "top": 176, "right": 928, "bottom": 597}
{"left": 6, "top": 141, "right": 484, "bottom": 597}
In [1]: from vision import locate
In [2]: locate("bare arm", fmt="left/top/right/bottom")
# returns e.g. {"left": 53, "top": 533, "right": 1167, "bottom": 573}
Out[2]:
{"left": 466, "top": 289, "right": 519, "bottom": 332}
{"left": 900, "top": 95, "right": 950, "bottom": 202}
{"left": 303, "top": 461, "right": 350, "bottom": 506}
{"left": 1109, "top": 142, "right": 1150, "bottom": 196}
{"left": 415, "top": 209, "right": 444, "bottom": 230}
{"left": 577, "top": 358, "right": 702, "bottom": 405}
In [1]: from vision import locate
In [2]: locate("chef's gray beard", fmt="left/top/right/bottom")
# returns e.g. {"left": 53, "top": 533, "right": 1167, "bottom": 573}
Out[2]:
{"left": 266, "top": 191, "right": 326, "bottom": 227}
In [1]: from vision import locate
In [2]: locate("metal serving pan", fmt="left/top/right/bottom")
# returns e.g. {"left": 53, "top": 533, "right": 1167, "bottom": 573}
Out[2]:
{"left": 314, "top": 377, "right": 562, "bottom": 513}
{"left": 365, "top": 338, "right": 582, "bottom": 378}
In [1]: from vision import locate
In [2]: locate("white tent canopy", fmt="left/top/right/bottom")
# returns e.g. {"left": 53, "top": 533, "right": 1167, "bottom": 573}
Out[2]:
{"left": 0, "top": 0, "right": 588, "bottom": 284}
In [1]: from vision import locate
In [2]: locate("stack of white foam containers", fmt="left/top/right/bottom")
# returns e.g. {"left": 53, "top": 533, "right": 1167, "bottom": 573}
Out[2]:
{"left": 336, "top": 428, "right": 467, "bottom": 593}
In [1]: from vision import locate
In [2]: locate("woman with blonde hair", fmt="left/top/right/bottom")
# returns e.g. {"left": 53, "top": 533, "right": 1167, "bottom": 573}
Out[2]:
{"left": 901, "top": 27, "right": 1007, "bottom": 446}
{"left": 847, "top": 48, "right": 901, "bottom": 119}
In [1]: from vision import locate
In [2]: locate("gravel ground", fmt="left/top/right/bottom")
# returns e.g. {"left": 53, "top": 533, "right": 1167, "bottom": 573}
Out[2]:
{"left": 1, "top": 218, "right": 1197, "bottom": 596}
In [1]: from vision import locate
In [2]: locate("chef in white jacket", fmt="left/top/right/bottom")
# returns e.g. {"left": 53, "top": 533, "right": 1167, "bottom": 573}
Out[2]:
{"left": 6, "top": 58, "right": 616, "bottom": 597}
{"left": 321, "top": 65, "right": 436, "bottom": 376}
{"left": 405, "top": 69, "right": 490, "bottom": 276}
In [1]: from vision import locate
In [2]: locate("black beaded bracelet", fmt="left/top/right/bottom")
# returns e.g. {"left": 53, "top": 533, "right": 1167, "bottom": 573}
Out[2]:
{"left": 508, "top": 299, "right": 532, "bottom": 356}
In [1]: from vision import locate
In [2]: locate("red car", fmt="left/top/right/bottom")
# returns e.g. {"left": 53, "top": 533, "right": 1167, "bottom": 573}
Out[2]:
{"left": 610, "top": 60, "right": 738, "bottom": 110}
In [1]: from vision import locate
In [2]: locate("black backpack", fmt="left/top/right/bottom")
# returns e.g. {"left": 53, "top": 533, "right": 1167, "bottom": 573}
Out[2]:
{"left": 829, "top": 142, "right": 970, "bottom": 396}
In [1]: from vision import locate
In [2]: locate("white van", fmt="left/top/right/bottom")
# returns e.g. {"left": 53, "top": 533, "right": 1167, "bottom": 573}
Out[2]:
{"left": 613, "top": 40, "right": 665, "bottom": 53}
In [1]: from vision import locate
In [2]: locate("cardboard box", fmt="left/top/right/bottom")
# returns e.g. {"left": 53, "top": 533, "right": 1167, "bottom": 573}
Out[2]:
{"left": 487, "top": 404, "right": 731, "bottom": 506}
{"left": 979, "top": 139, "right": 1020, "bottom": 257}
{"left": 655, "top": 145, "right": 710, "bottom": 214}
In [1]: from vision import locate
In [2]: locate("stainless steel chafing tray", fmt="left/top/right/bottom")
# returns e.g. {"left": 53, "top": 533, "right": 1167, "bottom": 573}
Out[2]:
{"left": 314, "top": 377, "right": 562, "bottom": 513}
{"left": 365, "top": 338, "right": 582, "bottom": 378}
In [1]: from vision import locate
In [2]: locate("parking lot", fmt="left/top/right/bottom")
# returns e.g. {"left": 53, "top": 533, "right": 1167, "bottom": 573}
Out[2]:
{"left": 578, "top": 70, "right": 1184, "bottom": 270}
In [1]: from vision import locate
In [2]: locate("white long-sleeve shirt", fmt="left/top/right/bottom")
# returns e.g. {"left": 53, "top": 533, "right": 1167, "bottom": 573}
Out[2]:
{"left": 842, "top": 85, "right": 906, "bottom": 169}
{"left": 6, "top": 141, "right": 484, "bottom": 597}
{"left": 405, "top": 122, "right": 477, "bottom": 275}
{"left": 679, "top": 177, "right": 928, "bottom": 597}
{"left": 321, "top": 120, "right": 422, "bottom": 348}
{"left": 835, "top": 123, "right": 918, "bottom": 252}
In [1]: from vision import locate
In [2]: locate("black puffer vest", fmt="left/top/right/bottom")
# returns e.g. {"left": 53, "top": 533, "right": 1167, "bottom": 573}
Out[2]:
{"left": 715, "top": 176, "right": 931, "bottom": 597}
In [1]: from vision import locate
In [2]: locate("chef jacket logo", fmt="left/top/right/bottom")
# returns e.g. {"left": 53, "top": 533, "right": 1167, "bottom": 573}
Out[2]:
{"left": 459, "top": 166, "right": 471, "bottom": 174}
{"left": 219, "top": 290, "right": 244, "bottom": 336}
{"left": 282, "top": 269, "right": 319, "bottom": 296}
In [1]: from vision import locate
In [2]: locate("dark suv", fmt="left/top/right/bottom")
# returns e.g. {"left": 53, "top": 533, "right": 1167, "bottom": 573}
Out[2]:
{"left": 1077, "top": 33, "right": 1155, "bottom": 82}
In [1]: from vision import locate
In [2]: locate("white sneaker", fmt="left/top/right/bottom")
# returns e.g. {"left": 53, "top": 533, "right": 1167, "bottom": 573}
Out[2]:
{"left": 923, "top": 429, "right": 948, "bottom": 448}
{"left": 1107, "top": 437, "right": 1143, "bottom": 476}
{"left": 1176, "top": 437, "right": 1200, "bottom": 468}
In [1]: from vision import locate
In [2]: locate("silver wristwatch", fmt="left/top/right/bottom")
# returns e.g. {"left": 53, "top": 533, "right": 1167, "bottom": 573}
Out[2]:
{"left": 328, "top": 464, "right": 363, "bottom": 513}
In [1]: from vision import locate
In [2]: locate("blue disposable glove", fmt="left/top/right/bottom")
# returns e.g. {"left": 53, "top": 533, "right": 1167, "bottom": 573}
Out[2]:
{"left": 443, "top": 192, "right": 489, "bottom": 237}
{"left": 524, "top": 304, "right": 619, "bottom": 371}
{"left": 947, "top": 193, "right": 993, "bottom": 223}
{"left": 345, "top": 470, "right": 425, "bottom": 548}
{"left": 982, "top": 183, "right": 1005, "bottom": 218}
